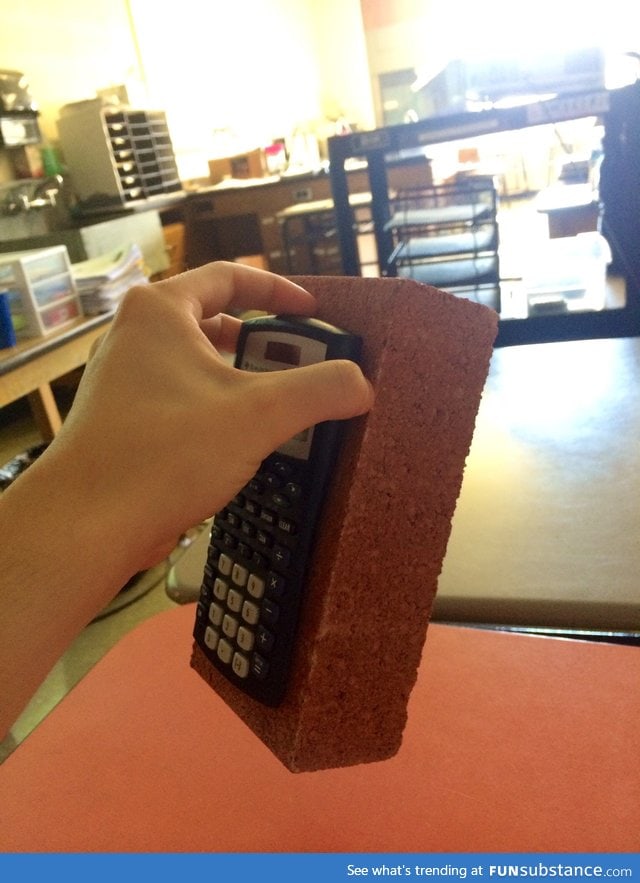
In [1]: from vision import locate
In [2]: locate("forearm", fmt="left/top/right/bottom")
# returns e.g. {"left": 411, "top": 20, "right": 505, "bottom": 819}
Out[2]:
{"left": 0, "top": 443, "right": 139, "bottom": 739}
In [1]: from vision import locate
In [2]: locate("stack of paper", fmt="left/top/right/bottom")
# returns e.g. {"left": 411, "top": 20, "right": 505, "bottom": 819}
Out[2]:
{"left": 71, "top": 243, "right": 148, "bottom": 315}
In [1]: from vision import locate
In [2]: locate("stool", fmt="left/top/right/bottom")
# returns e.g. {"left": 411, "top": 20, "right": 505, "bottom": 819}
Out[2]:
{"left": 277, "top": 192, "right": 373, "bottom": 276}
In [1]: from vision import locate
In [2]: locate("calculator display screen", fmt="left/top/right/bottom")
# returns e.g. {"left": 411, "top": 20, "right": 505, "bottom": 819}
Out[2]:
{"left": 240, "top": 330, "right": 330, "bottom": 460}
{"left": 264, "top": 340, "right": 301, "bottom": 366}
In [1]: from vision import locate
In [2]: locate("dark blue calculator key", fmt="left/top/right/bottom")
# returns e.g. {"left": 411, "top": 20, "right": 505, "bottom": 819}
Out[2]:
{"left": 284, "top": 481, "right": 302, "bottom": 500}
{"left": 226, "top": 511, "right": 241, "bottom": 528}
{"left": 241, "top": 521, "right": 256, "bottom": 538}
{"left": 248, "top": 478, "right": 263, "bottom": 495}
{"left": 272, "top": 545, "right": 291, "bottom": 569}
{"left": 271, "top": 492, "right": 290, "bottom": 509}
{"left": 256, "top": 626, "right": 275, "bottom": 653}
{"left": 256, "top": 528, "right": 272, "bottom": 547}
{"left": 210, "top": 523, "right": 223, "bottom": 541}
{"left": 277, "top": 516, "right": 297, "bottom": 535}
{"left": 222, "top": 533, "right": 237, "bottom": 549}
{"left": 237, "top": 541, "right": 252, "bottom": 560}
{"left": 251, "top": 654, "right": 270, "bottom": 680}
{"left": 266, "top": 571, "right": 286, "bottom": 598}
{"left": 274, "top": 463, "right": 292, "bottom": 480}
{"left": 261, "top": 599, "right": 280, "bottom": 626}
{"left": 260, "top": 508, "right": 276, "bottom": 526}
{"left": 264, "top": 473, "right": 281, "bottom": 489}
{"left": 244, "top": 499, "right": 260, "bottom": 516}
{"left": 199, "top": 580, "right": 213, "bottom": 602}
{"left": 252, "top": 550, "right": 268, "bottom": 570}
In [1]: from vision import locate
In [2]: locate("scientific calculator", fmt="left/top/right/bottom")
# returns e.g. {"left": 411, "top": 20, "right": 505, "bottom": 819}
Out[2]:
{"left": 193, "top": 314, "right": 362, "bottom": 705}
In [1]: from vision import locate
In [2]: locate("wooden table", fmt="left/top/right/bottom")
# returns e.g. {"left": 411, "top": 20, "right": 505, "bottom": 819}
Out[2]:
{"left": 0, "top": 313, "right": 113, "bottom": 441}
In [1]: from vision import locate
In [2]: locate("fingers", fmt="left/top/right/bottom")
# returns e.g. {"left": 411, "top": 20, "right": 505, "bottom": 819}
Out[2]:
{"left": 198, "top": 312, "right": 243, "bottom": 352}
{"left": 162, "top": 261, "right": 316, "bottom": 322}
{"left": 248, "top": 359, "right": 374, "bottom": 452}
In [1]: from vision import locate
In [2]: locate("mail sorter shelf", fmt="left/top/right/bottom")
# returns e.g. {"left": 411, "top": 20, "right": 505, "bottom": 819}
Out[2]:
{"left": 57, "top": 104, "right": 182, "bottom": 207}
{"left": 385, "top": 179, "right": 501, "bottom": 310}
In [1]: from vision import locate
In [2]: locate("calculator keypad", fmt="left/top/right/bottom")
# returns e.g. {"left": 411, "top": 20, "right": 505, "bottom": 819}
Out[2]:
{"left": 194, "top": 457, "right": 307, "bottom": 705}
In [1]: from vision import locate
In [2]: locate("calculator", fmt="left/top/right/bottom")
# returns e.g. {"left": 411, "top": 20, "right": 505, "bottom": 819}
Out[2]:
{"left": 192, "top": 315, "right": 362, "bottom": 705}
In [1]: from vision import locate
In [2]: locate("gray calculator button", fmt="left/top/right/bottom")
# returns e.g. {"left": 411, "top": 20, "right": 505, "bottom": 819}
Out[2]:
{"left": 237, "top": 626, "right": 255, "bottom": 652}
{"left": 231, "top": 563, "right": 248, "bottom": 587}
{"left": 208, "top": 602, "right": 224, "bottom": 627}
{"left": 217, "top": 638, "right": 233, "bottom": 664}
{"left": 213, "top": 578, "right": 228, "bottom": 601}
{"left": 247, "top": 573, "right": 265, "bottom": 599}
{"left": 232, "top": 652, "right": 250, "bottom": 679}
{"left": 222, "top": 614, "right": 239, "bottom": 640}
{"left": 204, "top": 626, "right": 219, "bottom": 651}
{"left": 242, "top": 600, "right": 260, "bottom": 626}
{"left": 218, "top": 553, "right": 233, "bottom": 576}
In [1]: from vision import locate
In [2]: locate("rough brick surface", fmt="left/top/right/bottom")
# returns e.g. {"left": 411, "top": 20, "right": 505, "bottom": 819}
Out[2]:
{"left": 191, "top": 276, "right": 498, "bottom": 771}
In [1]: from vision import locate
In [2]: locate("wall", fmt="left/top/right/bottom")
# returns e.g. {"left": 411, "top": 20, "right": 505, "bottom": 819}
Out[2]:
{"left": 359, "top": 0, "right": 640, "bottom": 125}
{"left": 129, "top": 0, "right": 375, "bottom": 178}
{"left": 0, "top": 0, "right": 375, "bottom": 184}
{"left": 0, "top": 0, "right": 141, "bottom": 143}
{"left": 359, "top": 0, "right": 455, "bottom": 123}
{"left": 308, "top": 0, "right": 375, "bottom": 130}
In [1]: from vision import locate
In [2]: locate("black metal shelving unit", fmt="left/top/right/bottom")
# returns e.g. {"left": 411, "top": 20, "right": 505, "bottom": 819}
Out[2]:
{"left": 328, "top": 86, "right": 640, "bottom": 346}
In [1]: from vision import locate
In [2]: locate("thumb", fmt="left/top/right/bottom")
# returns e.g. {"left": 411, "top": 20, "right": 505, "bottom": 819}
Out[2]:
{"left": 255, "top": 359, "right": 374, "bottom": 451}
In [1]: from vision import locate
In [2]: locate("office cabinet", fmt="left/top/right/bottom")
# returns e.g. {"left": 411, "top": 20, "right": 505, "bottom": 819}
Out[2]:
{"left": 57, "top": 103, "right": 182, "bottom": 207}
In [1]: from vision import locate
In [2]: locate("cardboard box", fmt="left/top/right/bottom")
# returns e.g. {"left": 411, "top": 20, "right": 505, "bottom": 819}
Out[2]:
{"left": 208, "top": 149, "right": 267, "bottom": 184}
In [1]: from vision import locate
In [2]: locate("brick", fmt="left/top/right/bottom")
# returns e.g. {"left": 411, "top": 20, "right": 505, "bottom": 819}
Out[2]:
{"left": 191, "top": 276, "right": 498, "bottom": 771}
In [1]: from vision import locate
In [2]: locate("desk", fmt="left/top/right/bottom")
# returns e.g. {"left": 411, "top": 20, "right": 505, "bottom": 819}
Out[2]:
{"left": 183, "top": 158, "right": 431, "bottom": 274}
{"left": 0, "top": 602, "right": 638, "bottom": 851}
{"left": 435, "top": 335, "right": 640, "bottom": 633}
{"left": 0, "top": 313, "right": 112, "bottom": 440}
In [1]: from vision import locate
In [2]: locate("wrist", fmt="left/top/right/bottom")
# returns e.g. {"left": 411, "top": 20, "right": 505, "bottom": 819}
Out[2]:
{"left": 11, "top": 438, "right": 144, "bottom": 597}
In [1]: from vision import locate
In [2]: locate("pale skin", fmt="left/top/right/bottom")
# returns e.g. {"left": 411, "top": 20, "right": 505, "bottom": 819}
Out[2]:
{"left": 0, "top": 262, "right": 374, "bottom": 739}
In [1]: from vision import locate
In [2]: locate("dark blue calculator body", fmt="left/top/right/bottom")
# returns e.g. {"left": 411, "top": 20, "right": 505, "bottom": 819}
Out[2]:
{"left": 193, "top": 315, "right": 362, "bottom": 705}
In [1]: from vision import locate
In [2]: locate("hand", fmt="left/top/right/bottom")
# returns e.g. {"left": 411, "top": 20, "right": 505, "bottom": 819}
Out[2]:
{"left": 0, "top": 261, "right": 374, "bottom": 736}
{"left": 50, "top": 262, "right": 374, "bottom": 571}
